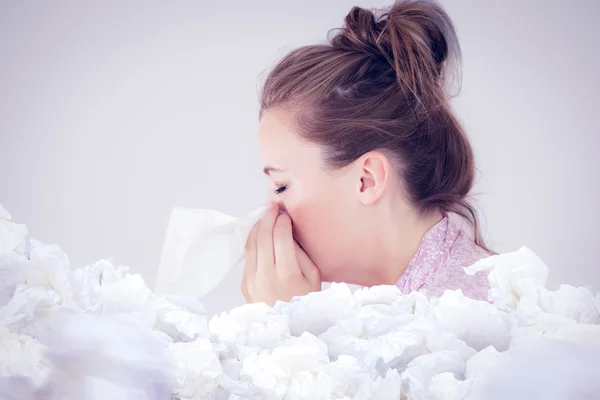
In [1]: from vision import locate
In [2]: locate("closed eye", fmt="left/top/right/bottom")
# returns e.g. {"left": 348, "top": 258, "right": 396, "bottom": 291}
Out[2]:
{"left": 274, "top": 185, "right": 287, "bottom": 195}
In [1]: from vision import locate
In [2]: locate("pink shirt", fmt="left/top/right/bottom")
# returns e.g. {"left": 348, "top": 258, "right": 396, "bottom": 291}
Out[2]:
{"left": 395, "top": 216, "right": 490, "bottom": 301}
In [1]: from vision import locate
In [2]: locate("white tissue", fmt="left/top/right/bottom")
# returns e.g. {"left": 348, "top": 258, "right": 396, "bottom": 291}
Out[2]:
{"left": 464, "top": 246, "right": 549, "bottom": 309}
{"left": 353, "top": 285, "right": 402, "bottom": 306}
{"left": 156, "top": 207, "right": 265, "bottom": 299}
{"left": 427, "top": 372, "right": 469, "bottom": 400}
{"left": 240, "top": 332, "right": 333, "bottom": 399}
{"left": 402, "top": 350, "right": 470, "bottom": 400}
{"left": 146, "top": 295, "right": 210, "bottom": 342}
{"left": 282, "top": 283, "right": 360, "bottom": 337}
{"left": 428, "top": 290, "right": 514, "bottom": 351}
{"left": 547, "top": 323, "right": 600, "bottom": 347}
{"left": 0, "top": 206, "right": 28, "bottom": 259}
{"left": 539, "top": 284, "right": 600, "bottom": 324}
{"left": 0, "top": 328, "right": 48, "bottom": 387}
{"left": 353, "top": 368, "right": 402, "bottom": 400}
{"left": 465, "top": 346, "right": 506, "bottom": 379}
{"left": 209, "top": 302, "right": 290, "bottom": 349}
{"left": 467, "top": 338, "right": 600, "bottom": 399}
{"left": 42, "top": 314, "right": 172, "bottom": 400}
{"left": 168, "top": 337, "right": 223, "bottom": 399}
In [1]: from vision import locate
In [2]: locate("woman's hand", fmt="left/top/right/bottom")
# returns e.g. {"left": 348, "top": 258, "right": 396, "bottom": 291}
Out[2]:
{"left": 241, "top": 204, "right": 321, "bottom": 306}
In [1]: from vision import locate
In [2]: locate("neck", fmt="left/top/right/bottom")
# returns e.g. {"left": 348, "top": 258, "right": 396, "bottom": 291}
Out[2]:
{"left": 362, "top": 206, "right": 443, "bottom": 287}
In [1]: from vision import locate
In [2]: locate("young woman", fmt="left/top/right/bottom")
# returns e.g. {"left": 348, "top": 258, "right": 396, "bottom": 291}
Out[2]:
{"left": 242, "top": 0, "right": 492, "bottom": 306}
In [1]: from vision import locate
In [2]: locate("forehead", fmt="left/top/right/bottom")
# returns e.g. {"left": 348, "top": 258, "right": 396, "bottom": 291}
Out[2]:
{"left": 258, "top": 109, "right": 322, "bottom": 170}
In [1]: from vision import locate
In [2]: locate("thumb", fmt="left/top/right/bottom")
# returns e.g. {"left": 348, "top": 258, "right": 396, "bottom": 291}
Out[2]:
{"left": 294, "top": 241, "right": 320, "bottom": 287}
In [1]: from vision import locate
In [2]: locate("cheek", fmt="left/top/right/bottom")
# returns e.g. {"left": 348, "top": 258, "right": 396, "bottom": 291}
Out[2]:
{"left": 279, "top": 179, "right": 327, "bottom": 243}
{"left": 285, "top": 199, "right": 323, "bottom": 246}
{"left": 283, "top": 184, "right": 354, "bottom": 277}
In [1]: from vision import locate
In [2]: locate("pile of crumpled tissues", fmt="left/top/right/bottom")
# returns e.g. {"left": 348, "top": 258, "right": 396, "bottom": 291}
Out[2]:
{"left": 1, "top": 204, "right": 599, "bottom": 400}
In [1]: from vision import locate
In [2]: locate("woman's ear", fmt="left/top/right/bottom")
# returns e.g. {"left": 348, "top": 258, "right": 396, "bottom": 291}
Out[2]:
{"left": 355, "top": 151, "right": 391, "bottom": 205}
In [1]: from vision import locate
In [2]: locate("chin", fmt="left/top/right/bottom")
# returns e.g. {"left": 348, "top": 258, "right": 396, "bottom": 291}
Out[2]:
{"left": 309, "top": 257, "right": 347, "bottom": 283}
{"left": 320, "top": 270, "right": 355, "bottom": 284}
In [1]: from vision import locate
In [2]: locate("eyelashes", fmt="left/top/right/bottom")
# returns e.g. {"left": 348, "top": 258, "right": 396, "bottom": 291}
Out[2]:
{"left": 274, "top": 185, "right": 287, "bottom": 195}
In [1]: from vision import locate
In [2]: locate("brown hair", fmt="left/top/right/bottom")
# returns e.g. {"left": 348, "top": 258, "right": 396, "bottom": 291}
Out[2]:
{"left": 260, "top": 0, "right": 490, "bottom": 251}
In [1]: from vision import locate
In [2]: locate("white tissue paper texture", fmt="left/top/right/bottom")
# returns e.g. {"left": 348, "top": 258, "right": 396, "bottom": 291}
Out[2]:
{"left": 156, "top": 206, "right": 265, "bottom": 298}
{"left": 1, "top": 203, "right": 600, "bottom": 400}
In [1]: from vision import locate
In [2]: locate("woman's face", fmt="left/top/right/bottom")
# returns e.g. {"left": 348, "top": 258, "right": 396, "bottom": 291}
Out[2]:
{"left": 258, "top": 109, "right": 363, "bottom": 283}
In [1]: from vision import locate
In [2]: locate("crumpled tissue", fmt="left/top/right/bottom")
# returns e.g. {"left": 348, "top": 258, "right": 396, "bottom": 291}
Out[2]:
{"left": 467, "top": 337, "right": 600, "bottom": 399}
{"left": 0, "top": 205, "right": 29, "bottom": 260}
{"left": 464, "top": 246, "right": 549, "bottom": 309}
{"left": 209, "top": 302, "right": 291, "bottom": 349}
{"left": 427, "top": 289, "right": 514, "bottom": 351}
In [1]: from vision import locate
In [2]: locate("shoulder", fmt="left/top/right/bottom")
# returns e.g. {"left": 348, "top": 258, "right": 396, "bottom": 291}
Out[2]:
{"left": 424, "top": 228, "right": 490, "bottom": 301}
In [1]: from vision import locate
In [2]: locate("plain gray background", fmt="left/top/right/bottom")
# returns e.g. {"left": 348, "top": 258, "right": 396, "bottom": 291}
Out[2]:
{"left": 1, "top": 1, "right": 599, "bottom": 315}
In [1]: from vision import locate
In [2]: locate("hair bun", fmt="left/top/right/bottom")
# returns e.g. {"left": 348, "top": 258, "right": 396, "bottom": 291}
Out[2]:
{"left": 331, "top": 1, "right": 461, "bottom": 101}
{"left": 331, "top": 7, "right": 388, "bottom": 60}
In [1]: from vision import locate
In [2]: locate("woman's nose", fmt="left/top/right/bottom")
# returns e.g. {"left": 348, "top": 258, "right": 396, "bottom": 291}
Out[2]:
{"left": 266, "top": 193, "right": 286, "bottom": 213}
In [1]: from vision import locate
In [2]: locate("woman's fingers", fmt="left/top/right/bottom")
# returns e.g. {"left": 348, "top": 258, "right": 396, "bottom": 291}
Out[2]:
{"left": 256, "top": 204, "right": 279, "bottom": 272}
{"left": 243, "top": 206, "right": 321, "bottom": 304}
{"left": 273, "top": 213, "right": 299, "bottom": 279}
{"left": 244, "top": 220, "right": 261, "bottom": 280}
{"left": 294, "top": 241, "right": 320, "bottom": 287}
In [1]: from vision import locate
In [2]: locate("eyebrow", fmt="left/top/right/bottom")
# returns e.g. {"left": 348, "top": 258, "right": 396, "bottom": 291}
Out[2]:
{"left": 263, "top": 166, "right": 285, "bottom": 176}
